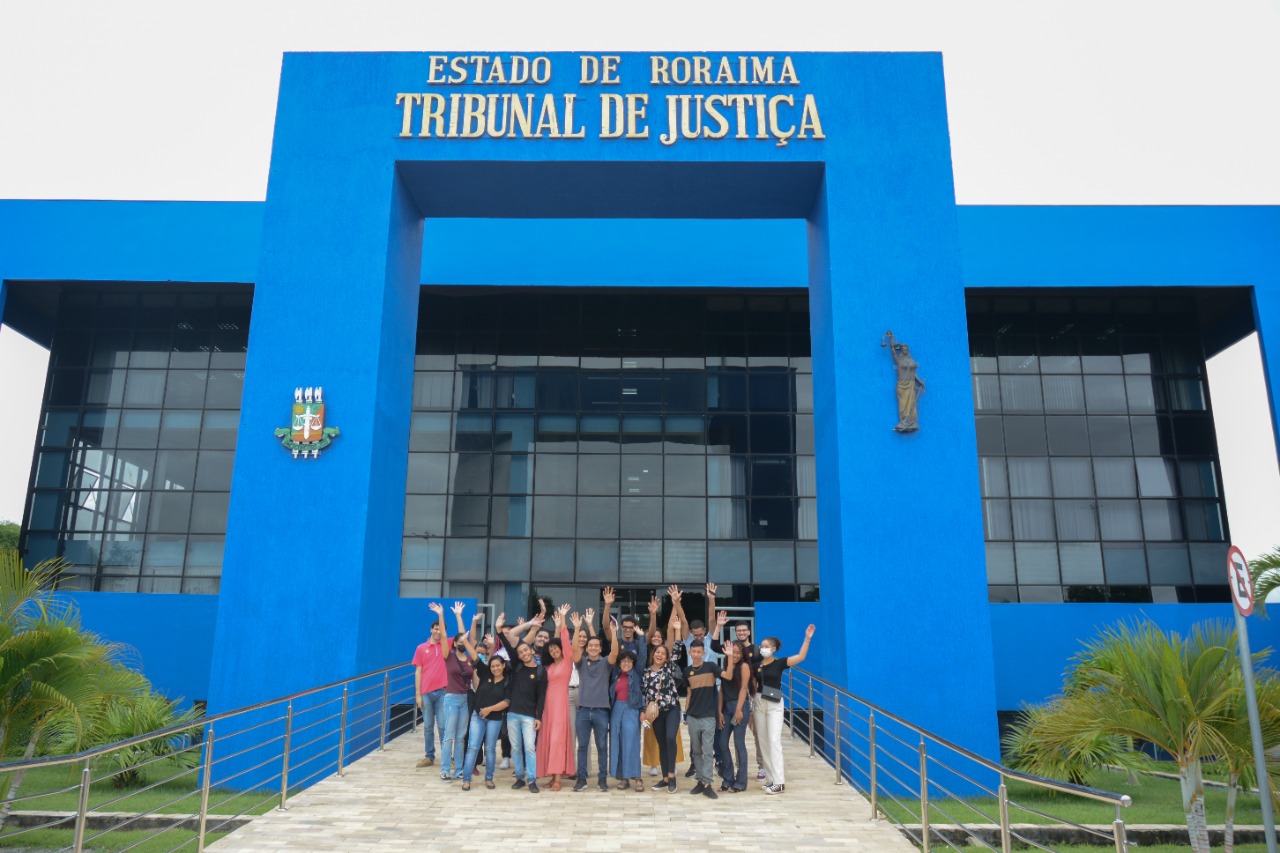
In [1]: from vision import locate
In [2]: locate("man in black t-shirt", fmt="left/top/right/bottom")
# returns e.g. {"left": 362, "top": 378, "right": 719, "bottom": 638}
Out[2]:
{"left": 683, "top": 639, "right": 719, "bottom": 799}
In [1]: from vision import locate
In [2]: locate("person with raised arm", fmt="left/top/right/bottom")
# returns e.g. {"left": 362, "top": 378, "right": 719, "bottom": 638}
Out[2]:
{"left": 755, "top": 624, "right": 816, "bottom": 794}
{"left": 412, "top": 600, "right": 452, "bottom": 769}
{"left": 708, "top": 582, "right": 766, "bottom": 782}
{"left": 496, "top": 616, "right": 547, "bottom": 793}
{"left": 458, "top": 626, "right": 509, "bottom": 791}
{"left": 437, "top": 601, "right": 477, "bottom": 782}
{"left": 605, "top": 606, "right": 644, "bottom": 791}
{"left": 715, "top": 639, "right": 752, "bottom": 793}
{"left": 572, "top": 604, "right": 611, "bottom": 792}
{"left": 534, "top": 602, "right": 575, "bottom": 790}
{"left": 642, "top": 614, "right": 684, "bottom": 793}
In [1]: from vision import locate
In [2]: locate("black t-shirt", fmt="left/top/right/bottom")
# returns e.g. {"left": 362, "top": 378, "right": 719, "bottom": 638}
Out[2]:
{"left": 472, "top": 673, "right": 513, "bottom": 718}
{"left": 757, "top": 655, "right": 790, "bottom": 691}
{"left": 683, "top": 662, "right": 719, "bottom": 719}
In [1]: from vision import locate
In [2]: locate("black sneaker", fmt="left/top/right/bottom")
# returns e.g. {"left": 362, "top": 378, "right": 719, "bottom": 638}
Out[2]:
{"left": 703, "top": 786, "right": 718, "bottom": 799}
{"left": 573, "top": 780, "right": 588, "bottom": 792}
{"left": 598, "top": 779, "right": 609, "bottom": 792}
{"left": 528, "top": 781, "right": 540, "bottom": 794}
{"left": 763, "top": 783, "right": 784, "bottom": 795}
{"left": 666, "top": 778, "right": 677, "bottom": 794}
{"left": 511, "top": 779, "right": 526, "bottom": 790}
{"left": 651, "top": 780, "right": 668, "bottom": 791}
{"left": 684, "top": 765, "right": 697, "bottom": 778}
{"left": 690, "top": 782, "right": 706, "bottom": 795}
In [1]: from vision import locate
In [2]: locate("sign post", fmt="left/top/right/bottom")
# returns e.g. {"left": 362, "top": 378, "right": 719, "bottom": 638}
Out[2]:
{"left": 1227, "top": 545, "right": 1278, "bottom": 853}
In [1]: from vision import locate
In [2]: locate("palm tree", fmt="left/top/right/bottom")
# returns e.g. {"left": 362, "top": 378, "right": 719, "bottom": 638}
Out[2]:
{"left": 1249, "top": 546, "right": 1280, "bottom": 617}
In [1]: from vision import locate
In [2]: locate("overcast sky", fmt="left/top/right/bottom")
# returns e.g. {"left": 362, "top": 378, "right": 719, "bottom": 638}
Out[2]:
{"left": 2, "top": 0, "right": 1279, "bottom": 555}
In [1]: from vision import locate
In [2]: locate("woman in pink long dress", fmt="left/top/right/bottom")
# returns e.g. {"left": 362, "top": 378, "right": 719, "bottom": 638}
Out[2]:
{"left": 536, "top": 604, "right": 575, "bottom": 790}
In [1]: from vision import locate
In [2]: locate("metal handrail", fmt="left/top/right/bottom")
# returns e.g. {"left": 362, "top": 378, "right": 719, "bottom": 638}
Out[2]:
{"left": 784, "top": 667, "right": 1131, "bottom": 853}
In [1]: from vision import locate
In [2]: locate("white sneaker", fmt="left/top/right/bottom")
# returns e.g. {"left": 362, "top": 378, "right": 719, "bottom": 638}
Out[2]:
{"left": 649, "top": 767, "right": 659, "bottom": 777}
{"left": 499, "top": 758, "right": 510, "bottom": 770}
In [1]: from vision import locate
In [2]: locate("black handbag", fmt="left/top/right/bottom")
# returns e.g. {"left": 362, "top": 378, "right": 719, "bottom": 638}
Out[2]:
{"left": 760, "top": 684, "right": 782, "bottom": 703}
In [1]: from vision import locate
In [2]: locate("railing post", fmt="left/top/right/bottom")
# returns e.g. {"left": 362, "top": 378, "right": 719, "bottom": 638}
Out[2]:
{"left": 868, "top": 710, "right": 878, "bottom": 818}
{"left": 919, "top": 736, "right": 931, "bottom": 853}
{"left": 278, "top": 700, "right": 293, "bottom": 811}
{"left": 833, "top": 693, "right": 842, "bottom": 785}
{"left": 337, "top": 685, "right": 349, "bottom": 777}
{"left": 379, "top": 673, "right": 390, "bottom": 751}
{"left": 788, "top": 672, "right": 796, "bottom": 739}
{"left": 1113, "top": 804, "right": 1128, "bottom": 853}
{"left": 807, "top": 676, "right": 815, "bottom": 757}
{"left": 72, "top": 757, "right": 91, "bottom": 853}
{"left": 997, "top": 775, "right": 1012, "bottom": 853}
{"left": 197, "top": 723, "right": 215, "bottom": 853}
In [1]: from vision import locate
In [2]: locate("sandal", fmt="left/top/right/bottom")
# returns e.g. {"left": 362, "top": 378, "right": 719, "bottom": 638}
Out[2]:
{"left": 548, "top": 779, "right": 562, "bottom": 792}
{"left": 485, "top": 780, "right": 495, "bottom": 789}
{"left": 633, "top": 778, "right": 644, "bottom": 792}
{"left": 461, "top": 782, "right": 471, "bottom": 791}
{"left": 718, "top": 784, "right": 730, "bottom": 792}
{"left": 617, "top": 779, "right": 629, "bottom": 790}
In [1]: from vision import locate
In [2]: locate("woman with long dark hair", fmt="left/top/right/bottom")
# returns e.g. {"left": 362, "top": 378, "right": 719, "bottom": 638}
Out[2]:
{"left": 535, "top": 603, "right": 575, "bottom": 790}
{"left": 458, "top": 651, "right": 510, "bottom": 790}
{"left": 716, "top": 640, "right": 752, "bottom": 793}
{"left": 756, "top": 624, "right": 815, "bottom": 794}
{"left": 642, "top": 617, "right": 683, "bottom": 793}
{"left": 605, "top": 616, "right": 644, "bottom": 791}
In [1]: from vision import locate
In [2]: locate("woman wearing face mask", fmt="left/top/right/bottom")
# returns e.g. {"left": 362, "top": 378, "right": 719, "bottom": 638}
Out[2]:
{"left": 459, "top": 651, "right": 511, "bottom": 790}
{"left": 535, "top": 603, "right": 575, "bottom": 791}
{"left": 605, "top": 616, "right": 644, "bottom": 791}
{"left": 431, "top": 601, "right": 477, "bottom": 783}
{"left": 755, "top": 624, "right": 815, "bottom": 795}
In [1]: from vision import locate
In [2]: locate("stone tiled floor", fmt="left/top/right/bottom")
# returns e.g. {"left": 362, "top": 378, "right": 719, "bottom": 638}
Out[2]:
{"left": 209, "top": 723, "right": 916, "bottom": 851}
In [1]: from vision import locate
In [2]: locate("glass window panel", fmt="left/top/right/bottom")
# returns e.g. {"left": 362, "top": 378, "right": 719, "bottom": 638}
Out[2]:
{"left": 450, "top": 453, "right": 492, "bottom": 494}
{"left": 794, "top": 414, "right": 814, "bottom": 455}
{"left": 709, "top": 541, "right": 750, "bottom": 583}
{"left": 1011, "top": 500, "right": 1054, "bottom": 540}
{"left": 664, "top": 415, "right": 705, "bottom": 453}
{"left": 577, "top": 497, "right": 619, "bottom": 537}
{"left": 154, "top": 449, "right": 197, "bottom": 491}
{"left": 1104, "top": 544, "right": 1147, "bottom": 584}
{"left": 1041, "top": 376, "right": 1085, "bottom": 413}
{"left": 200, "top": 410, "right": 238, "bottom": 449}
{"left": 707, "top": 371, "right": 748, "bottom": 410}
{"left": 189, "top": 493, "right": 229, "bottom": 533}
{"left": 142, "top": 535, "right": 186, "bottom": 576}
{"left": 401, "top": 538, "right": 444, "bottom": 577}
{"left": 533, "top": 496, "right": 575, "bottom": 538}
{"left": 749, "top": 371, "right": 791, "bottom": 411}
{"left": 35, "top": 450, "right": 71, "bottom": 488}
{"left": 752, "top": 542, "right": 794, "bottom": 583}
{"left": 1190, "top": 543, "right": 1228, "bottom": 584}
{"left": 118, "top": 410, "right": 161, "bottom": 448}
{"left": 1015, "top": 543, "right": 1059, "bottom": 584}
{"left": 1085, "top": 416, "right": 1130, "bottom": 455}
{"left": 578, "top": 414, "right": 619, "bottom": 453}
{"left": 581, "top": 373, "right": 621, "bottom": 410}
{"left": 100, "top": 575, "right": 141, "bottom": 592}
{"left": 407, "top": 453, "right": 451, "bottom": 493}
{"left": 1054, "top": 500, "right": 1098, "bottom": 540}
{"left": 23, "top": 534, "right": 59, "bottom": 566}
{"left": 410, "top": 412, "right": 452, "bottom": 452}
{"left": 205, "top": 371, "right": 245, "bottom": 408}
{"left": 982, "top": 499, "right": 1012, "bottom": 540}
{"left": 972, "top": 375, "right": 1001, "bottom": 412}
{"left": 495, "top": 413, "right": 536, "bottom": 453}
{"left": 1084, "top": 375, "right": 1127, "bottom": 414}
{"left": 91, "top": 328, "right": 131, "bottom": 367}
{"left": 578, "top": 455, "right": 620, "bottom": 495}
{"left": 665, "top": 456, "right": 705, "bottom": 496}
{"left": 1125, "top": 375, "right": 1156, "bottom": 414}
{"left": 444, "top": 539, "right": 487, "bottom": 580}
{"left": 1129, "top": 416, "right": 1165, "bottom": 456}
{"left": 1147, "top": 544, "right": 1191, "bottom": 584}
{"left": 532, "top": 539, "right": 575, "bottom": 581}
{"left": 453, "top": 413, "right": 491, "bottom": 451}
{"left": 1050, "top": 458, "right": 1093, "bottom": 497}
{"left": 1008, "top": 458, "right": 1051, "bottom": 497}
{"left": 665, "top": 497, "right": 707, "bottom": 539}
{"left": 749, "top": 415, "right": 791, "bottom": 453}
{"left": 1179, "top": 460, "right": 1218, "bottom": 498}
{"left": 708, "top": 415, "right": 750, "bottom": 454}
{"left": 148, "top": 492, "right": 191, "bottom": 533}
{"left": 999, "top": 375, "right": 1043, "bottom": 413}
{"left": 621, "top": 455, "right": 662, "bottom": 495}
{"left": 86, "top": 370, "right": 127, "bottom": 407}
{"left": 663, "top": 373, "right": 705, "bottom": 410}
{"left": 1059, "top": 542, "right": 1104, "bottom": 584}
{"left": 749, "top": 498, "right": 794, "bottom": 539}
{"left": 620, "top": 497, "right": 662, "bottom": 538}
{"left": 796, "top": 456, "right": 816, "bottom": 498}
{"left": 1003, "top": 417, "right": 1046, "bottom": 455}
{"left": 1135, "top": 458, "right": 1177, "bottom": 497}
{"left": 1098, "top": 500, "right": 1142, "bottom": 540}
{"left": 537, "top": 372, "right": 578, "bottom": 410}
{"left": 796, "top": 541, "right": 818, "bottom": 583}
{"left": 490, "top": 496, "right": 531, "bottom": 537}
{"left": 709, "top": 498, "right": 750, "bottom": 539}
{"left": 620, "top": 540, "right": 663, "bottom": 583}
{"left": 494, "top": 373, "right": 535, "bottom": 408}
{"left": 797, "top": 498, "right": 818, "bottom": 540}
{"left": 794, "top": 373, "right": 813, "bottom": 414}
{"left": 1172, "top": 416, "right": 1216, "bottom": 455}
{"left": 447, "top": 495, "right": 488, "bottom": 537}
{"left": 986, "top": 542, "right": 1015, "bottom": 584}
{"left": 40, "top": 410, "right": 79, "bottom": 448}
{"left": 1093, "top": 458, "right": 1137, "bottom": 497}
{"left": 27, "top": 492, "right": 64, "bottom": 531}
{"left": 1046, "top": 416, "right": 1090, "bottom": 455}
{"left": 404, "top": 495, "right": 447, "bottom": 538}
{"left": 488, "top": 539, "right": 531, "bottom": 581}
{"left": 1167, "top": 378, "right": 1206, "bottom": 411}
{"left": 664, "top": 540, "right": 707, "bottom": 583}
{"left": 194, "top": 450, "right": 235, "bottom": 491}
{"left": 620, "top": 373, "right": 662, "bottom": 410}
{"left": 707, "top": 455, "right": 747, "bottom": 497}
{"left": 413, "top": 372, "right": 454, "bottom": 409}
{"left": 750, "top": 457, "right": 791, "bottom": 497}
{"left": 1183, "top": 500, "right": 1225, "bottom": 541}
{"left": 576, "top": 540, "right": 619, "bottom": 582}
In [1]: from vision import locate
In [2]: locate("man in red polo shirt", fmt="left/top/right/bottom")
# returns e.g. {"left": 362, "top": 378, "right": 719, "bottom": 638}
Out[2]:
{"left": 413, "top": 602, "right": 452, "bottom": 767}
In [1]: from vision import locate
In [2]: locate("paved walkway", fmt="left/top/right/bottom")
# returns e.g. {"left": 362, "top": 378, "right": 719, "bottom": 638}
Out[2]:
{"left": 209, "top": 722, "right": 916, "bottom": 852}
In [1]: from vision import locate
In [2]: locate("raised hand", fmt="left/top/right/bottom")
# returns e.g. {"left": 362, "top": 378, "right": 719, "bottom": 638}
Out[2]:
{"left": 494, "top": 612, "right": 506, "bottom": 631}
{"left": 602, "top": 586, "right": 616, "bottom": 606}
{"left": 451, "top": 601, "right": 465, "bottom": 616}
{"left": 538, "top": 598, "right": 548, "bottom": 616}
{"left": 428, "top": 602, "right": 444, "bottom": 616}
{"left": 716, "top": 610, "right": 729, "bottom": 628}
{"left": 706, "top": 582, "right": 717, "bottom": 596}
{"left": 648, "top": 596, "right": 660, "bottom": 615}
{"left": 805, "top": 624, "right": 816, "bottom": 639}
{"left": 569, "top": 611, "right": 583, "bottom": 629}
{"left": 584, "top": 607, "right": 595, "bottom": 625}
{"left": 667, "top": 584, "right": 682, "bottom": 603}
{"left": 672, "top": 617, "right": 681, "bottom": 634}
{"left": 483, "top": 633, "right": 494, "bottom": 647}
{"left": 472, "top": 611, "right": 484, "bottom": 623}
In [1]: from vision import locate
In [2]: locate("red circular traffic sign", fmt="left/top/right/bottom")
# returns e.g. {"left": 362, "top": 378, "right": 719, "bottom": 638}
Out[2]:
{"left": 1227, "top": 545, "right": 1255, "bottom": 617}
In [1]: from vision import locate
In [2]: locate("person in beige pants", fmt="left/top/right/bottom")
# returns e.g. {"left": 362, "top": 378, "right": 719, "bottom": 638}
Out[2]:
{"left": 754, "top": 624, "right": 815, "bottom": 794}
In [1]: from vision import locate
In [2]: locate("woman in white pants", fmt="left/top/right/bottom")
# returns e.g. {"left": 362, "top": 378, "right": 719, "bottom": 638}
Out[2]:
{"left": 754, "top": 624, "right": 815, "bottom": 795}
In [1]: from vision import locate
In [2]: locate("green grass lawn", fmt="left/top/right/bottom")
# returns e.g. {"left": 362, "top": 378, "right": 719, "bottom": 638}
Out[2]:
{"left": 876, "top": 767, "right": 1267, "bottom": 828}
{"left": 0, "top": 826, "right": 227, "bottom": 851}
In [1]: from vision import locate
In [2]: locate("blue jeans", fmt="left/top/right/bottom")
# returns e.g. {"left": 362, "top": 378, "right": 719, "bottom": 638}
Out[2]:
{"left": 575, "top": 706, "right": 609, "bottom": 783}
{"left": 462, "top": 713, "right": 503, "bottom": 782}
{"left": 717, "top": 697, "right": 752, "bottom": 789}
{"left": 419, "top": 688, "right": 446, "bottom": 760}
{"left": 609, "top": 703, "right": 640, "bottom": 780}
{"left": 440, "top": 693, "right": 469, "bottom": 777}
{"left": 507, "top": 713, "right": 538, "bottom": 783}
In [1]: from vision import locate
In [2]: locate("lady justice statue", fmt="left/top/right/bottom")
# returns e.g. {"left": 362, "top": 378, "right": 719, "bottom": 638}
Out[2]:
{"left": 882, "top": 330, "right": 925, "bottom": 432}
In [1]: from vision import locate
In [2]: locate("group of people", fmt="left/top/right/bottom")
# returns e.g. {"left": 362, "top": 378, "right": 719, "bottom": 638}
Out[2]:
{"left": 411, "top": 584, "right": 816, "bottom": 797}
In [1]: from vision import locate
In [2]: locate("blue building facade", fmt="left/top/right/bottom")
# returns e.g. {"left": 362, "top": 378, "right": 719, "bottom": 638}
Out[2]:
{"left": 3, "top": 52, "right": 1278, "bottom": 763}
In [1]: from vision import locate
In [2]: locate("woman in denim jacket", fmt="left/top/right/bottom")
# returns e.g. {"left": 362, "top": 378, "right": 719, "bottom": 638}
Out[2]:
{"left": 606, "top": 616, "right": 645, "bottom": 791}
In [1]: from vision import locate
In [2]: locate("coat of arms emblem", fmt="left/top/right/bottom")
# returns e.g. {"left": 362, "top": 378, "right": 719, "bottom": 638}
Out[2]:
{"left": 274, "top": 386, "right": 340, "bottom": 459}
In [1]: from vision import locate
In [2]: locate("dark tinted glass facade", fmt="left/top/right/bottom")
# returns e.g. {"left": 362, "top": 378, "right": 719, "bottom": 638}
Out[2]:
{"left": 968, "top": 292, "right": 1231, "bottom": 604}
{"left": 21, "top": 288, "right": 251, "bottom": 593}
{"left": 401, "top": 289, "right": 818, "bottom": 611}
